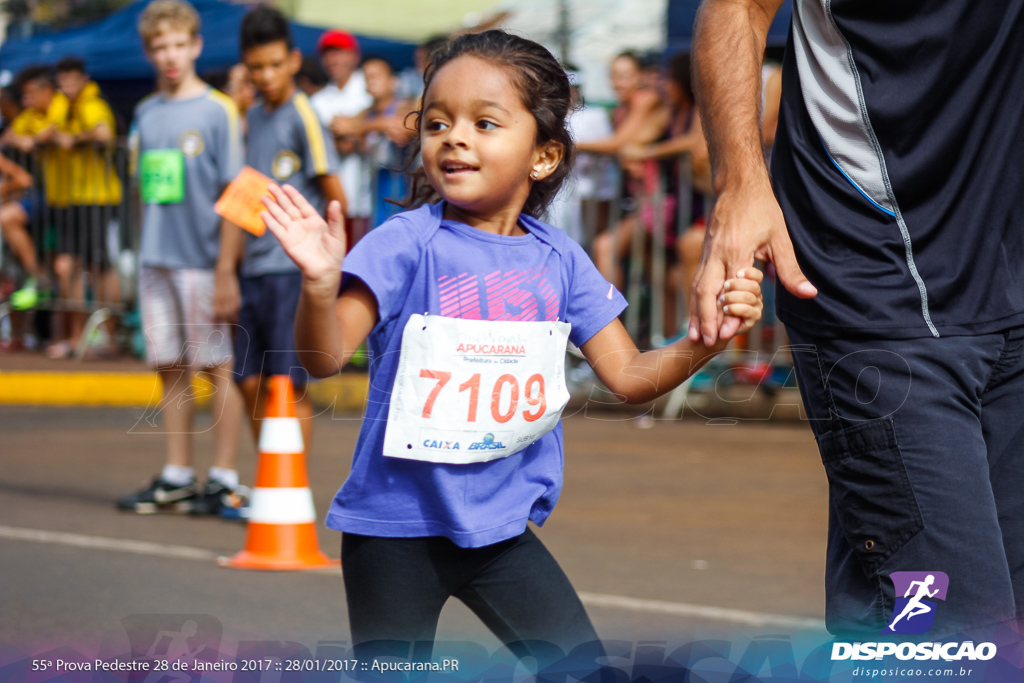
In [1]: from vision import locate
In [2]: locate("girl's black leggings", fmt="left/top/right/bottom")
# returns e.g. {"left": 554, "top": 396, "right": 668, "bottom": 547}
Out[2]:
{"left": 341, "top": 527, "right": 599, "bottom": 662}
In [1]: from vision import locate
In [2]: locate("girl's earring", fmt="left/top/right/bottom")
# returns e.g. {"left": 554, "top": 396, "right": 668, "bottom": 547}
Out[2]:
{"left": 531, "top": 170, "right": 540, "bottom": 179}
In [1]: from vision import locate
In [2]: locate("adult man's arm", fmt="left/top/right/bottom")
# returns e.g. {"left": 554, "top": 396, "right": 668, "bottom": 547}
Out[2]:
{"left": 689, "top": 0, "right": 817, "bottom": 346}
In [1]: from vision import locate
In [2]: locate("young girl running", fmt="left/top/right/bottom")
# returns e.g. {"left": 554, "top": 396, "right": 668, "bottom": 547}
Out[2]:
{"left": 261, "top": 30, "right": 762, "bottom": 659}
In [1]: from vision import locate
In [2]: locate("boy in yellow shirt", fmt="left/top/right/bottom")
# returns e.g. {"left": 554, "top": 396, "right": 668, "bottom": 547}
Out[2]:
{"left": 49, "top": 57, "right": 123, "bottom": 357}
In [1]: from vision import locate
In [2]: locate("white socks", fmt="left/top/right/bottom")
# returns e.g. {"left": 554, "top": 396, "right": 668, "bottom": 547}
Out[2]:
{"left": 208, "top": 467, "right": 239, "bottom": 490}
{"left": 161, "top": 465, "right": 239, "bottom": 489}
{"left": 161, "top": 464, "right": 195, "bottom": 486}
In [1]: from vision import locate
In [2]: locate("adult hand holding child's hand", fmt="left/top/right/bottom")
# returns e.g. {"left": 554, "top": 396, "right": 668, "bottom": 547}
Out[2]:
{"left": 261, "top": 184, "right": 346, "bottom": 291}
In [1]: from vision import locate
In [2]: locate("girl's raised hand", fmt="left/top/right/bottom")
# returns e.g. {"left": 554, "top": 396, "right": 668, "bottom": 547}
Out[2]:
{"left": 720, "top": 268, "right": 764, "bottom": 336}
{"left": 261, "top": 184, "right": 346, "bottom": 286}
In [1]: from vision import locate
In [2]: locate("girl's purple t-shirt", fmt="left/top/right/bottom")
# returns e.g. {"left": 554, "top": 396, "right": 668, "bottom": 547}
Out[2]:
{"left": 327, "top": 202, "right": 627, "bottom": 547}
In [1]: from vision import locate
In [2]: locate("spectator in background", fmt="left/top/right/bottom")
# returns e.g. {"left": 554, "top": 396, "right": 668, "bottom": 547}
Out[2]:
{"left": 581, "top": 51, "right": 669, "bottom": 290}
{"left": 1, "top": 66, "right": 71, "bottom": 321}
{"left": 1, "top": 84, "right": 42, "bottom": 311}
{"left": 619, "top": 52, "right": 711, "bottom": 329}
{"left": 0, "top": 86, "right": 22, "bottom": 129}
{"left": 360, "top": 56, "right": 412, "bottom": 226}
{"left": 296, "top": 55, "right": 328, "bottom": 98}
{"left": 0, "top": 152, "right": 39, "bottom": 311}
{"left": 48, "top": 57, "right": 123, "bottom": 358}
{"left": 117, "top": 0, "right": 245, "bottom": 516}
{"left": 329, "top": 56, "right": 413, "bottom": 230}
{"left": 397, "top": 34, "right": 447, "bottom": 103}
{"left": 226, "top": 64, "right": 256, "bottom": 119}
{"left": 207, "top": 64, "right": 256, "bottom": 133}
{"left": 638, "top": 51, "right": 662, "bottom": 91}
{"left": 310, "top": 29, "right": 373, "bottom": 240}
{"left": 576, "top": 52, "right": 668, "bottom": 162}
{"left": 2, "top": 66, "right": 69, "bottom": 154}
{"left": 1, "top": 83, "right": 43, "bottom": 317}
{"left": 229, "top": 6, "right": 344, "bottom": 452}
{"left": 545, "top": 66, "right": 614, "bottom": 245}
{"left": 312, "top": 29, "right": 370, "bottom": 119}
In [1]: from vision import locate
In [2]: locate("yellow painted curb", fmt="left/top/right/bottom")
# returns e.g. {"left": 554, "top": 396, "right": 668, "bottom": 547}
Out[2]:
{"left": 0, "top": 371, "right": 369, "bottom": 410}
{"left": 305, "top": 374, "right": 369, "bottom": 412}
{"left": 0, "top": 372, "right": 162, "bottom": 406}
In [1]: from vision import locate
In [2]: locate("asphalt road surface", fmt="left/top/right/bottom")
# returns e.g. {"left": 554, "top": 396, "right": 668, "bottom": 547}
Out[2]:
{"left": 1, "top": 404, "right": 832, "bottom": 679}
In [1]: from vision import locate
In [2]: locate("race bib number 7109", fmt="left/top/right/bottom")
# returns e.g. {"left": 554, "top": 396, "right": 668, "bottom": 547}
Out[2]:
{"left": 382, "top": 314, "right": 572, "bottom": 464}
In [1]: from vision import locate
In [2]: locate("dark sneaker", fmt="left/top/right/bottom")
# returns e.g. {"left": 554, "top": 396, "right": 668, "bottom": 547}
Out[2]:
{"left": 190, "top": 479, "right": 232, "bottom": 516}
{"left": 116, "top": 477, "right": 197, "bottom": 514}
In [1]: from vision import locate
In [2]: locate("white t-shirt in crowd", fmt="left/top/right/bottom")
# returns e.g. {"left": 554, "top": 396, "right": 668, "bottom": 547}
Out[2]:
{"left": 310, "top": 70, "right": 373, "bottom": 121}
{"left": 311, "top": 70, "right": 374, "bottom": 217}
{"left": 546, "top": 105, "right": 615, "bottom": 243}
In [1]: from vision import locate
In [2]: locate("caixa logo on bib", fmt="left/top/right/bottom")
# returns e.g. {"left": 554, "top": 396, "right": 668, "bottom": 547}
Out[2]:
{"left": 423, "top": 439, "right": 460, "bottom": 450}
{"left": 884, "top": 571, "right": 949, "bottom": 635}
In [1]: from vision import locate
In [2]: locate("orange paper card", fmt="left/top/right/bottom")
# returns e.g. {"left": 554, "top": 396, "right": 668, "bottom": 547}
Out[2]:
{"left": 215, "top": 166, "right": 275, "bottom": 236}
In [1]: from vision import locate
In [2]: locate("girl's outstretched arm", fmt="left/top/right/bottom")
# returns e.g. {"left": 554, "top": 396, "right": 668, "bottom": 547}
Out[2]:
{"left": 580, "top": 269, "right": 763, "bottom": 404}
{"left": 262, "top": 184, "right": 378, "bottom": 378}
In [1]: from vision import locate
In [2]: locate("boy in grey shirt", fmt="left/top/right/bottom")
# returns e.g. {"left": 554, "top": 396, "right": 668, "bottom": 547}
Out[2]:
{"left": 118, "top": 0, "right": 246, "bottom": 517}
{"left": 228, "top": 6, "right": 344, "bottom": 452}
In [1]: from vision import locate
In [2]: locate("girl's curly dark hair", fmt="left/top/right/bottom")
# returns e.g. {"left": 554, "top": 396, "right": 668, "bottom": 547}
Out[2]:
{"left": 401, "top": 30, "right": 576, "bottom": 219}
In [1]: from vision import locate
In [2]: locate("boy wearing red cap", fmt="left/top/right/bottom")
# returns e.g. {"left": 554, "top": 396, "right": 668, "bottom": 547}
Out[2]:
{"left": 311, "top": 29, "right": 371, "bottom": 119}
{"left": 310, "top": 29, "right": 372, "bottom": 237}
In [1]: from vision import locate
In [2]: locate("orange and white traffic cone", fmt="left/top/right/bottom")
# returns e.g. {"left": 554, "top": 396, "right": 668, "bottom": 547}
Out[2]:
{"left": 220, "top": 375, "right": 333, "bottom": 570}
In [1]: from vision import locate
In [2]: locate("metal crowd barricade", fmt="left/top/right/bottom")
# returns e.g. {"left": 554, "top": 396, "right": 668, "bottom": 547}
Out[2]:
{"left": 2, "top": 135, "right": 791, "bottom": 387}
{"left": 603, "top": 155, "right": 689, "bottom": 346}
{"left": 569, "top": 152, "right": 793, "bottom": 407}
{"left": 0, "top": 139, "right": 135, "bottom": 358}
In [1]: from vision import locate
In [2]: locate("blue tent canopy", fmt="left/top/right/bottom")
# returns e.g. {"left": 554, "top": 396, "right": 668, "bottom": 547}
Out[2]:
{"left": 0, "top": 0, "right": 416, "bottom": 81}
{"left": 666, "top": 0, "right": 792, "bottom": 56}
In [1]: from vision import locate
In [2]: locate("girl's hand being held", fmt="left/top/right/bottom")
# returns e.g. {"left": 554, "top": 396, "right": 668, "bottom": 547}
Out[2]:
{"left": 261, "top": 184, "right": 347, "bottom": 289}
{"left": 720, "top": 268, "right": 764, "bottom": 336}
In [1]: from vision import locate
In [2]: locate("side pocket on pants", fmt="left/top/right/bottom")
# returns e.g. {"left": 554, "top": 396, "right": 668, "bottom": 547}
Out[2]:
{"left": 817, "top": 419, "right": 923, "bottom": 575}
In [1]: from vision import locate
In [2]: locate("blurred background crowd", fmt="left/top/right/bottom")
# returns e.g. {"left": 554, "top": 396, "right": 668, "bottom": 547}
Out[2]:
{"left": 0, "top": 0, "right": 788, "bottom": 377}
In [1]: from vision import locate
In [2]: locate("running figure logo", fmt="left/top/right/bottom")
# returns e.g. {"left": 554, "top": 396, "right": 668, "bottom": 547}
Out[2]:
{"left": 122, "top": 614, "right": 222, "bottom": 681}
{"left": 883, "top": 571, "right": 950, "bottom": 635}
